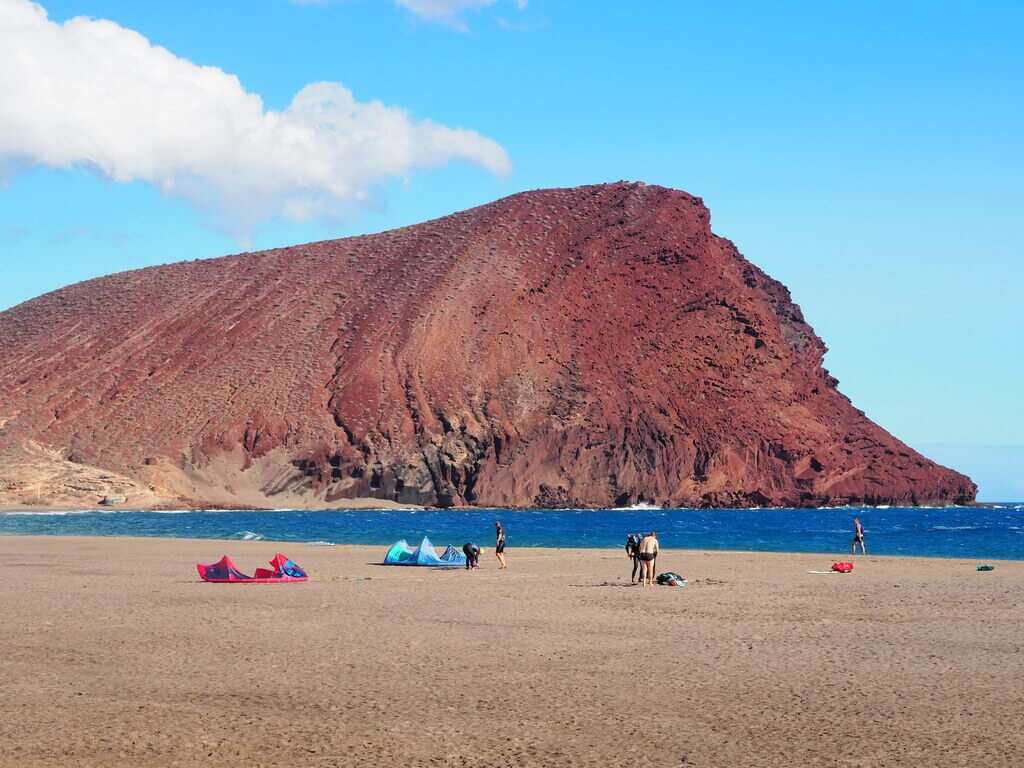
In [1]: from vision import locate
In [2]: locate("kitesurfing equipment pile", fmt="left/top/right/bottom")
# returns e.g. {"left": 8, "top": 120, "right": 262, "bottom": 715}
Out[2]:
{"left": 383, "top": 536, "right": 466, "bottom": 567}
{"left": 197, "top": 553, "right": 308, "bottom": 583}
{"left": 656, "top": 571, "right": 686, "bottom": 586}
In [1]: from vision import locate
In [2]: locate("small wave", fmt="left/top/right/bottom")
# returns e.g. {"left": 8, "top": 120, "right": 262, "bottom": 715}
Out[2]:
{"left": 618, "top": 502, "right": 662, "bottom": 510}
{"left": 1, "top": 509, "right": 91, "bottom": 516}
{"left": 307, "top": 540, "right": 335, "bottom": 546}
{"left": 930, "top": 525, "right": 980, "bottom": 531}
{"left": 229, "top": 530, "right": 265, "bottom": 541}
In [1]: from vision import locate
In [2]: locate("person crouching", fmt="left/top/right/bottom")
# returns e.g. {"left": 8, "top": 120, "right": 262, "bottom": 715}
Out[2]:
{"left": 463, "top": 542, "right": 480, "bottom": 570}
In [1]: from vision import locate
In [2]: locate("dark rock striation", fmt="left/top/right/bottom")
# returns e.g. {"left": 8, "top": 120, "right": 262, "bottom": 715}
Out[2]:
{"left": 0, "top": 183, "right": 976, "bottom": 508}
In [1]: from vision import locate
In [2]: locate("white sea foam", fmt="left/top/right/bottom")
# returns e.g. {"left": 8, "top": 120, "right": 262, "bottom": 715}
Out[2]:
{"left": 230, "top": 530, "right": 265, "bottom": 541}
{"left": 619, "top": 502, "right": 662, "bottom": 511}
{"left": 1, "top": 507, "right": 200, "bottom": 516}
{"left": 307, "top": 540, "right": 335, "bottom": 546}
{"left": 1, "top": 509, "right": 90, "bottom": 516}
{"left": 0, "top": 509, "right": 120, "bottom": 516}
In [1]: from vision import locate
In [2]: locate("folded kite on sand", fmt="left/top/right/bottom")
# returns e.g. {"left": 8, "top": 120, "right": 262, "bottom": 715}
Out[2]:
{"left": 383, "top": 536, "right": 466, "bottom": 567}
{"left": 807, "top": 562, "right": 855, "bottom": 574}
{"left": 197, "top": 553, "right": 308, "bottom": 583}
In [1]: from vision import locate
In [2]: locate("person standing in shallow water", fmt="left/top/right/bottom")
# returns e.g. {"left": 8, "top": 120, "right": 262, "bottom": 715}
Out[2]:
{"left": 494, "top": 521, "right": 507, "bottom": 569}
{"left": 852, "top": 517, "right": 866, "bottom": 555}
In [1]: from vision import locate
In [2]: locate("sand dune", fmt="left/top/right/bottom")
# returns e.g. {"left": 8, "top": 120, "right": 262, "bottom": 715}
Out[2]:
{"left": 1, "top": 536, "right": 1020, "bottom": 767}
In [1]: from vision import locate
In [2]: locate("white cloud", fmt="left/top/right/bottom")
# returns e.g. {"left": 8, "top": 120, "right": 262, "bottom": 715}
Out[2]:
{"left": 0, "top": 0, "right": 512, "bottom": 242}
{"left": 395, "top": 0, "right": 492, "bottom": 29}
{"left": 395, "top": 0, "right": 527, "bottom": 30}
{"left": 293, "top": 1, "right": 526, "bottom": 32}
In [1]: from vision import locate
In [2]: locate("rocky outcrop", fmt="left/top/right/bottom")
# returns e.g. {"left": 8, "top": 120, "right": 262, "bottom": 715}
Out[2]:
{"left": 0, "top": 183, "right": 976, "bottom": 508}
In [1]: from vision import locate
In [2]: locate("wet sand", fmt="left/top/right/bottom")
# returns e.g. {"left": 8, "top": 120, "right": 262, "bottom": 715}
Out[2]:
{"left": 1, "top": 536, "right": 1021, "bottom": 767}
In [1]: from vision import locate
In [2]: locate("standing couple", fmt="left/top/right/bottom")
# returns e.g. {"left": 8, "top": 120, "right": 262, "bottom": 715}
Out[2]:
{"left": 463, "top": 521, "right": 508, "bottom": 570}
{"left": 626, "top": 531, "right": 659, "bottom": 586}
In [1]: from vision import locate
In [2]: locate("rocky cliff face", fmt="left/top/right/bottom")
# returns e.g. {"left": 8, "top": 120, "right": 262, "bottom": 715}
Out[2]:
{"left": 0, "top": 183, "right": 976, "bottom": 508}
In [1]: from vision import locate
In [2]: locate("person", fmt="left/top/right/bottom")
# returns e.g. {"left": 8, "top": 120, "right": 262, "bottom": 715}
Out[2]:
{"left": 638, "top": 531, "right": 659, "bottom": 587}
{"left": 852, "top": 517, "right": 866, "bottom": 555}
{"left": 462, "top": 542, "right": 480, "bottom": 570}
{"left": 625, "top": 533, "right": 642, "bottom": 583}
{"left": 494, "top": 521, "right": 507, "bottom": 569}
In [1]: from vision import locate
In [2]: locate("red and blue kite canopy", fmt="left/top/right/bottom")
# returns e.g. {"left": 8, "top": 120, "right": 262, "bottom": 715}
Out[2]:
{"left": 197, "top": 553, "right": 308, "bottom": 583}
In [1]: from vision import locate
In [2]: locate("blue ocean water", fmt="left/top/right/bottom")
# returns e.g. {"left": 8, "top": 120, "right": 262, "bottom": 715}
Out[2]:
{"left": 1, "top": 505, "right": 1022, "bottom": 560}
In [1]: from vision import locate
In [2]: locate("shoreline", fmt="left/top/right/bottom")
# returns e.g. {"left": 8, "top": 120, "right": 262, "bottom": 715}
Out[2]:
{"left": 1, "top": 499, "right": 1012, "bottom": 513}
{"left": 1, "top": 533, "right": 1020, "bottom": 562}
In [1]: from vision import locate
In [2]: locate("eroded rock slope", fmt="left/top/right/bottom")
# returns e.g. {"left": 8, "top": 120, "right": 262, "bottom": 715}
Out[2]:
{"left": 0, "top": 183, "right": 975, "bottom": 507}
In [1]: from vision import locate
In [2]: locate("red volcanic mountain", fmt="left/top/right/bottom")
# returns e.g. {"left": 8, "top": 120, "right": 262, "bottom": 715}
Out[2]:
{"left": 0, "top": 183, "right": 975, "bottom": 509}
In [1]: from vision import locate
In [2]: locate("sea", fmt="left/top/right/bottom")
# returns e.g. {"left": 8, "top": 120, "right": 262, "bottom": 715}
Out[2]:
{"left": 1, "top": 504, "right": 1022, "bottom": 560}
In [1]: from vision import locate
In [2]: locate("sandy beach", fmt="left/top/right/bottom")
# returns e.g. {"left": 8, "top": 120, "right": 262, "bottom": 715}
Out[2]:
{"left": 1, "top": 536, "right": 1021, "bottom": 767}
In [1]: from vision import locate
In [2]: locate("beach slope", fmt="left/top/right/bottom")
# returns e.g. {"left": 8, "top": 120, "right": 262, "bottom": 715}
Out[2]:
{"left": 1, "top": 536, "right": 1020, "bottom": 767}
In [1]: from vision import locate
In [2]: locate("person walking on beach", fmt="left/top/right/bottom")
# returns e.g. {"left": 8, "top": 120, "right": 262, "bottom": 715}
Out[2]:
{"left": 852, "top": 517, "right": 866, "bottom": 555}
{"left": 625, "top": 533, "right": 642, "bottom": 584}
{"left": 494, "top": 521, "right": 507, "bottom": 569}
{"left": 463, "top": 542, "right": 480, "bottom": 570}
{"left": 638, "top": 531, "right": 659, "bottom": 587}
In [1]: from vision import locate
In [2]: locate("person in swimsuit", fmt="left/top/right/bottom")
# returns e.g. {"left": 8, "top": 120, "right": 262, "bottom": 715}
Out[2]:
{"left": 625, "top": 533, "right": 642, "bottom": 583}
{"left": 638, "top": 531, "right": 659, "bottom": 587}
{"left": 463, "top": 542, "right": 480, "bottom": 570}
{"left": 494, "top": 521, "right": 507, "bottom": 569}
{"left": 852, "top": 517, "right": 866, "bottom": 555}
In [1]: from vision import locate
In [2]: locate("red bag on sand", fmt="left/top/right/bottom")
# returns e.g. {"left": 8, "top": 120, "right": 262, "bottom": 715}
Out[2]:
{"left": 831, "top": 562, "right": 854, "bottom": 573}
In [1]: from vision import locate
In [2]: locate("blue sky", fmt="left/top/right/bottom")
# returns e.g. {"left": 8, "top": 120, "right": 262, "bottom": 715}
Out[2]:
{"left": 1, "top": 0, "right": 1021, "bottom": 499}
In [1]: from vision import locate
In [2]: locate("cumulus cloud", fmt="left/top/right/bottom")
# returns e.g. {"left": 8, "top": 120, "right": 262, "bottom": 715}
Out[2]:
{"left": 0, "top": 0, "right": 512, "bottom": 241}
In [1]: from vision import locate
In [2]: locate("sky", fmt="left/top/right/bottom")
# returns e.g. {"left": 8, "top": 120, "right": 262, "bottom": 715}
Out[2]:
{"left": 0, "top": 0, "right": 1021, "bottom": 500}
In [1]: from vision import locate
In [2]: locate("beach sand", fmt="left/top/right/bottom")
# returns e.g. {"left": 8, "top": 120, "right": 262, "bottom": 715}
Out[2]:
{"left": 1, "top": 536, "right": 1020, "bottom": 767}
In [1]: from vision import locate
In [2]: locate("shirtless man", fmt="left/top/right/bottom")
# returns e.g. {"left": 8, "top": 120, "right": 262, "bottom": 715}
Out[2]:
{"left": 852, "top": 517, "right": 866, "bottom": 555}
{"left": 638, "top": 531, "right": 659, "bottom": 587}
